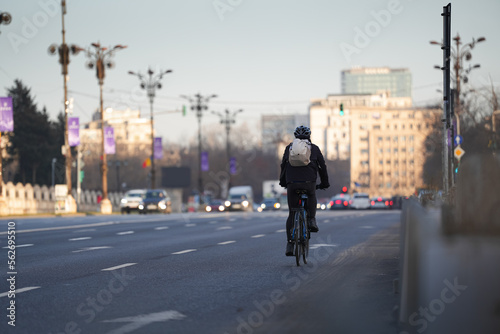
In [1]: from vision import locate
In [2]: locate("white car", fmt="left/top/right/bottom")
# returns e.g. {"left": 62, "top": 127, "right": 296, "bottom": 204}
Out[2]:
{"left": 350, "top": 193, "right": 371, "bottom": 210}
{"left": 120, "top": 189, "right": 146, "bottom": 214}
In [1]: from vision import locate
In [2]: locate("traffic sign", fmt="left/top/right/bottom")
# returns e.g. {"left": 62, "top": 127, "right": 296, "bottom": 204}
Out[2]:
{"left": 454, "top": 146, "right": 465, "bottom": 160}
{"left": 455, "top": 135, "right": 463, "bottom": 145}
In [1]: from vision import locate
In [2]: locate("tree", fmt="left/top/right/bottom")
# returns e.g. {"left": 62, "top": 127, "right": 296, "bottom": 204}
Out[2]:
{"left": 5, "top": 80, "right": 60, "bottom": 185}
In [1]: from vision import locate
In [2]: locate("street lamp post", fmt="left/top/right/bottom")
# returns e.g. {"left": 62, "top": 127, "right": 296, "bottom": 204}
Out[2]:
{"left": 48, "top": 0, "right": 81, "bottom": 213}
{"left": 180, "top": 93, "right": 217, "bottom": 201}
{"left": 82, "top": 42, "right": 126, "bottom": 214}
{"left": 128, "top": 68, "right": 172, "bottom": 189}
{"left": 212, "top": 109, "right": 243, "bottom": 189}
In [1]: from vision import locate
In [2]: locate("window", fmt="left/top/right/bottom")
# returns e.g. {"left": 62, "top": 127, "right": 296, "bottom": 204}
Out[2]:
{"left": 378, "top": 148, "right": 383, "bottom": 154}
{"left": 394, "top": 148, "right": 399, "bottom": 153}
{"left": 386, "top": 182, "right": 392, "bottom": 188}
{"left": 379, "top": 160, "right": 383, "bottom": 165}
{"left": 378, "top": 136, "right": 383, "bottom": 142}
{"left": 361, "top": 149, "right": 369, "bottom": 154}
{"left": 393, "top": 136, "right": 398, "bottom": 142}
{"left": 373, "top": 125, "right": 381, "bottom": 130}
{"left": 360, "top": 124, "right": 368, "bottom": 130}
{"left": 360, "top": 137, "right": 368, "bottom": 141}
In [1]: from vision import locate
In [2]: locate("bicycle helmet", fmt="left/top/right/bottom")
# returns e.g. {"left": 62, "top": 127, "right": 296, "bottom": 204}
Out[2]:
{"left": 294, "top": 125, "right": 311, "bottom": 139}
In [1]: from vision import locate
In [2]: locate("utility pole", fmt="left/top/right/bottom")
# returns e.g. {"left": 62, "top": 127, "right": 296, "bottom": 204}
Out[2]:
{"left": 213, "top": 109, "right": 243, "bottom": 189}
{"left": 180, "top": 93, "right": 217, "bottom": 201}
{"left": 82, "top": 42, "right": 126, "bottom": 214}
{"left": 48, "top": 0, "right": 81, "bottom": 212}
{"left": 129, "top": 68, "right": 172, "bottom": 189}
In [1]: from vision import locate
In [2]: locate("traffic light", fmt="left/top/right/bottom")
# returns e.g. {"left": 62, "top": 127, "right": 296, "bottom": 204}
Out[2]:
{"left": 182, "top": 105, "right": 186, "bottom": 116}
{"left": 79, "top": 170, "right": 84, "bottom": 182}
{"left": 341, "top": 186, "right": 347, "bottom": 193}
{"left": 339, "top": 103, "right": 344, "bottom": 116}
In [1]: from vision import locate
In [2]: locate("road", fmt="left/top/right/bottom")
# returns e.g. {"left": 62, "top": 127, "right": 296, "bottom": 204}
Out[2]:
{"left": 0, "top": 209, "right": 400, "bottom": 334}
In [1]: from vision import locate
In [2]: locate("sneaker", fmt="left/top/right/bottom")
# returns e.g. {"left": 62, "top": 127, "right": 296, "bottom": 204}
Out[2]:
{"left": 308, "top": 217, "right": 319, "bottom": 232}
{"left": 286, "top": 242, "right": 294, "bottom": 256}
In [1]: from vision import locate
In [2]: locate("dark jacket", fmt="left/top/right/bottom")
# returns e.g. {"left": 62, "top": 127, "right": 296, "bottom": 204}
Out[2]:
{"left": 279, "top": 140, "right": 329, "bottom": 188}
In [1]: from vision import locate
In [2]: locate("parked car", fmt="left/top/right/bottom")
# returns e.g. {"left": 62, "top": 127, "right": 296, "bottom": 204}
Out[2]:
{"left": 260, "top": 198, "right": 281, "bottom": 211}
{"left": 370, "top": 197, "right": 390, "bottom": 210}
{"left": 120, "top": 189, "right": 146, "bottom": 214}
{"left": 350, "top": 193, "right": 371, "bottom": 210}
{"left": 205, "top": 199, "right": 225, "bottom": 213}
{"left": 330, "top": 194, "right": 350, "bottom": 210}
{"left": 138, "top": 189, "right": 172, "bottom": 214}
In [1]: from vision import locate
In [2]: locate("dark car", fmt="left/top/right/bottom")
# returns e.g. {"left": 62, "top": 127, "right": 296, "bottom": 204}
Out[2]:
{"left": 330, "top": 194, "right": 350, "bottom": 210}
{"left": 138, "top": 189, "right": 172, "bottom": 214}
{"left": 205, "top": 199, "right": 225, "bottom": 213}
{"left": 259, "top": 198, "right": 281, "bottom": 211}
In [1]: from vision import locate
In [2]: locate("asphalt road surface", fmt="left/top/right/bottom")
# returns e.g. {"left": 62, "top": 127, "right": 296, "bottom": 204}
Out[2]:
{"left": 0, "top": 209, "right": 400, "bottom": 334}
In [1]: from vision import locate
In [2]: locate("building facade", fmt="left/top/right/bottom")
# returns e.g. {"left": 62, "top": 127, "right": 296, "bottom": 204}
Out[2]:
{"left": 310, "top": 93, "right": 440, "bottom": 197}
{"left": 341, "top": 67, "right": 412, "bottom": 99}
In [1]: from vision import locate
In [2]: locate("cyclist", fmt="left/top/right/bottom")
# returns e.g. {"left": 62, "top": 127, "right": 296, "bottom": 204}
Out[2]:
{"left": 279, "top": 125, "right": 330, "bottom": 256}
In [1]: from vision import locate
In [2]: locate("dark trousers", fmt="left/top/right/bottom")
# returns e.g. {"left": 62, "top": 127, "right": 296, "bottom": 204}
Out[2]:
{"left": 286, "top": 182, "right": 317, "bottom": 241}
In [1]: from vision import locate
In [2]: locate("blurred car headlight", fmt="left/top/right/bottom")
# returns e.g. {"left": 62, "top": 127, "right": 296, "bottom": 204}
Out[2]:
{"left": 260, "top": 203, "right": 266, "bottom": 209}
{"left": 274, "top": 203, "right": 280, "bottom": 209}
{"left": 158, "top": 201, "right": 167, "bottom": 210}
{"left": 242, "top": 200, "right": 249, "bottom": 207}
{"left": 205, "top": 206, "right": 212, "bottom": 212}
{"left": 225, "top": 200, "right": 231, "bottom": 207}
{"left": 121, "top": 198, "right": 127, "bottom": 204}
{"left": 138, "top": 204, "right": 144, "bottom": 210}
{"left": 218, "top": 205, "right": 225, "bottom": 212}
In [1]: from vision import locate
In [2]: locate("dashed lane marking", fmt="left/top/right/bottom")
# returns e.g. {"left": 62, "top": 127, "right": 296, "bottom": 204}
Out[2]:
{"left": 185, "top": 223, "right": 196, "bottom": 227}
{"left": 275, "top": 229, "right": 286, "bottom": 233}
{"left": 102, "top": 263, "right": 137, "bottom": 271}
{"left": 0, "top": 286, "right": 41, "bottom": 298}
{"left": 2, "top": 244, "right": 33, "bottom": 248}
{"left": 69, "top": 237, "right": 92, "bottom": 241}
{"left": 251, "top": 234, "right": 265, "bottom": 238}
{"left": 117, "top": 231, "right": 134, "bottom": 235}
{"left": 217, "top": 240, "right": 236, "bottom": 245}
{"left": 216, "top": 226, "right": 232, "bottom": 230}
{"left": 73, "top": 246, "right": 112, "bottom": 253}
{"left": 154, "top": 226, "right": 169, "bottom": 230}
{"left": 171, "top": 249, "right": 197, "bottom": 255}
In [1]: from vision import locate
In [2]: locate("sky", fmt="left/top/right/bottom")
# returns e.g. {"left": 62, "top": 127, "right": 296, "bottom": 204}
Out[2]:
{"left": 1, "top": 0, "right": 499, "bottom": 144}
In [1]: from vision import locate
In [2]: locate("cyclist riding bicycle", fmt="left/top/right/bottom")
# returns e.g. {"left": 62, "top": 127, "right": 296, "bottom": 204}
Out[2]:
{"left": 279, "top": 125, "right": 330, "bottom": 256}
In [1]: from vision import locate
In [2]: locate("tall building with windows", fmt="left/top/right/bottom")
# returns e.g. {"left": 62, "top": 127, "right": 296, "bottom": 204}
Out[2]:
{"left": 341, "top": 67, "right": 412, "bottom": 99}
{"left": 309, "top": 93, "right": 439, "bottom": 197}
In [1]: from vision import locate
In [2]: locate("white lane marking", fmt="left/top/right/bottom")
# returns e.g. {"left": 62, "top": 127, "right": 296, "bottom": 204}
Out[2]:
{"left": 0, "top": 221, "right": 116, "bottom": 235}
{"left": 102, "top": 263, "right": 137, "bottom": 271}
{"left": 323, "top": 219, "right": 330, "bottom": 223}
{"left": 275, "top": 229, "right": 286, "bottom": 233}
{"left": 229, "top": 218, "right": 236, "bottom": 222}
{"left": 69, "top": 237, "right": 92, "bottom": 241}
{"left": 2, "top": 244, "right": 33, "bottom": 249}
{"left": 209, "top": 220, "right": 218, "bottom": 224}
{"left": 171, "top": 249, "right": 196, "bottom": 255}
{"left": 185, "top": 223, "right": 196, "bottom": 227}
{"left": 0, "top": 286, "right": 41, "bottom": 298}
{"left": 251, "top": 234, "right": 265, "bottom": 238}
{"left": 117, "top": 231, "right": 134, "bottom": 235}
{"left": 74, "top": 228, "right": 97, "bottom": 233}
{"left": 359, "top": 226, "right": 374, "bottom": 229}
{"left": 217, "top": 240, "right": 236, "bottom": 245}
{"left": 216, "top": 226, "right": 232, "bottom": 230}
{"left": 309, "top": 243, "right": 339, "bottom": 250}
{"left": 154, "top": 226, "right": 169, "bottom": 230}
{"left": 103, "top": 310, "right": 186, "bottom": 334}
{"left": 73, "top": 246, "right": 112, "bottom": 253}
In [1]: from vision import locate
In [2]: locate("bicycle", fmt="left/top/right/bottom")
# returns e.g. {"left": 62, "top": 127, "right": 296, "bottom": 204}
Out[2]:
{"left": 290, "top": 189, "right": 310, "bottom": 266}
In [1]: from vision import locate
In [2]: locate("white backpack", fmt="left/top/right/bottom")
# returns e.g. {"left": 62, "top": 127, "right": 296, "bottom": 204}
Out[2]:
{"left": 289, "top": 138, "right": 311, "bottom": 166}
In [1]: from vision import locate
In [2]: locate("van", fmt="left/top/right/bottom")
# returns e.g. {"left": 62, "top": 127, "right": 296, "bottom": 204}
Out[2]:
{"left": 225, "top": 186, "right": 254, "bottom": 212}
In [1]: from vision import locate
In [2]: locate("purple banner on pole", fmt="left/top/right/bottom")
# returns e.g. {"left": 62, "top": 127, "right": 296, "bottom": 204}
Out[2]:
{"left": 68, "top": 117, "right": 80, "bottom": 146}
{"left": 0, "top": 97, "right": 14, "bottom": 132}
{"left": 230, "top": 157, "right": 237, "bottom": 175}
{"left": 154, "top": 137, "right": 163, "bottom": 160}
{"left": 104, "top": 127, "right": 115, "bottom": 154}
{"left": 201, "top": 151, "right": 209, "bottom": 172}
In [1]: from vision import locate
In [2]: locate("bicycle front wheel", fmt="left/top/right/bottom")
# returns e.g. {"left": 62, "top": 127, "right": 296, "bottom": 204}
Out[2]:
{"left": 301, "top": 211, "right": 308, "bottom": 264}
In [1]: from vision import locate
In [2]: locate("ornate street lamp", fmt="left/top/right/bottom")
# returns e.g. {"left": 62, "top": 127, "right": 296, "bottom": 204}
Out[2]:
{"left": 128, "top": 68, "right": 172, "bottom": 189}
{"left": 81, "top": 42, "right": 126, "bottom": 214}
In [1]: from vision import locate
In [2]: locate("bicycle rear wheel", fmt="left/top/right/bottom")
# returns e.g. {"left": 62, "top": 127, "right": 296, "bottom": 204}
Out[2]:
{"left": 301, "top": 211, "right": 308, "bottom": 264}
{"left": 294, "top": 211, "right": 301, "bottom": 266}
